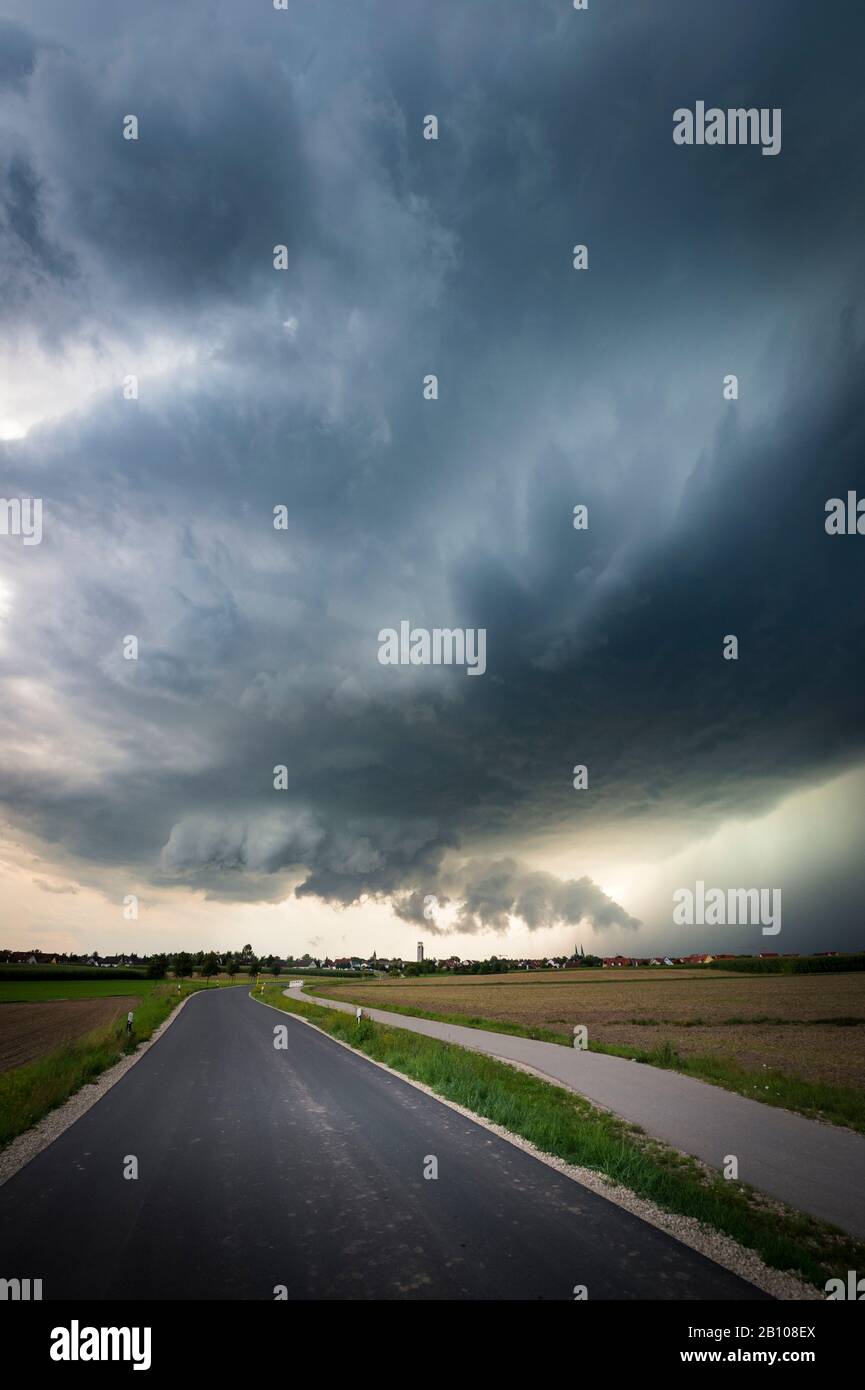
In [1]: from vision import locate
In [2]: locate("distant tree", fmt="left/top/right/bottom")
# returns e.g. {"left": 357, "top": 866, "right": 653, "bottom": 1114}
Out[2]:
{"left": 404, "top": 959, "right": 439, "bottom": 977}
{"left": 272, "top": 961, "right": 282, "bottom": 977}
{"left": 226, "top": 960, "right": 238, "bottom": 979}
{"left": 201, "top": 953, "right": 219, "bottom": 983}
{"left": 173, "top": 952, "right": 194, "bottom": 981}
{"left": 146, "top": 955, "right": 167, "bottom": 979}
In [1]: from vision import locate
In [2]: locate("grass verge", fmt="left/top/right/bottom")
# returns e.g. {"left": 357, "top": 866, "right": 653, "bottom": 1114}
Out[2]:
{"left": 302, "top": 987, "right": 570, "bottom": 1046}
{"left": 0, "top": 981, "right": 214, "bottom": 1148}
{"left": 588, "top": 1039, "right": 865, "bottom": 1136}
{"left": 261, "top": 985, "right": 865, "bottom": 1291}
{"left": 304, "top": 983, "right": 865, "bottom": 1136}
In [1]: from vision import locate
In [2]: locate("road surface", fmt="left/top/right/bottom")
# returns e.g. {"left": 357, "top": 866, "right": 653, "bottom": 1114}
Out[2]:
{"left": 0, "top": 987, "right": 766, "bottom": 1300}
{"left": 289, "top": 985, "right": 865, "bottom": 1240}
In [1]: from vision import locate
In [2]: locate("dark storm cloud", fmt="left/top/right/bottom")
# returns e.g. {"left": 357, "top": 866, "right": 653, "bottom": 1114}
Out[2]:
{"left": 24, "top": 46, "right": 312, "bottom": 309}
{"left": 0, "top": 18, "right": 40, "bottom": 92}
{"left": 392, "top": 860, "right": 641, "bottom": 937}
{"left": 1, "top": 0, "right": 864, "bottom": 943}
{"left": 0, "top": 147, "right": 73, "bottom": 322}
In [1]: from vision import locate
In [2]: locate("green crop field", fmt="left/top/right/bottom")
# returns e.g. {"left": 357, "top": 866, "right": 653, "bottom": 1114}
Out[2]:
{"left": 0, "top": 972, "right": 275, "bottom": 1004}
{"left": 0, "top": 979, "right": 162, "bottom": 1004}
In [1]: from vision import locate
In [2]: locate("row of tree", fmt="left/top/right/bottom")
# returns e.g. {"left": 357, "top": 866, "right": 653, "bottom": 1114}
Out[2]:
{"left": 146, "top": 946, "right": 282, "bottom": 980}
{"left": 402, "top": 953, "right": 604, "bottom": 976}
{"left": 137, "top": 946, "right": 607, "bottom": 980}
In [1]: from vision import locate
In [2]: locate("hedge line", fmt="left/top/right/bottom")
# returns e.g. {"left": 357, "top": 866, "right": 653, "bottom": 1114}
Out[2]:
{"left": 708, "top": 954, "right": 865, "bottom": 975}
{"left": 0, "top": 966, "right": 147, "bottom": 981}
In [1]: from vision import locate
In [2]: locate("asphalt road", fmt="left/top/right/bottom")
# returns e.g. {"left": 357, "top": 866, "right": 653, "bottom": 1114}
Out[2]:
{"left": 0, "top": 987, "right": 767, "bottom": 1300}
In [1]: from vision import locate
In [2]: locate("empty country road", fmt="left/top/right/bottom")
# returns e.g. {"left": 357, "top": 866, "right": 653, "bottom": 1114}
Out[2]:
{"left": 0, "top": 987, "right": 767, "bottom": 1301}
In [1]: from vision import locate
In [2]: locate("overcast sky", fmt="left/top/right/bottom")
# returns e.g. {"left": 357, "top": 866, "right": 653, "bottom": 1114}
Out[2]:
{"left": 1, "top": 0, "right": 864, "bottom": 961}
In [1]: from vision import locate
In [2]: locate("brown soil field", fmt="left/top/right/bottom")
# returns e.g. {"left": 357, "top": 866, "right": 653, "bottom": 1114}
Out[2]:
{"left": 592, "top": 1022, "right": 865, "bottom": 1088}
{"left": 0, "top": 997, "right": 138, "bottom": 1072}
{"left": 319, "top": 971, "right": 865, "bottom": 1090}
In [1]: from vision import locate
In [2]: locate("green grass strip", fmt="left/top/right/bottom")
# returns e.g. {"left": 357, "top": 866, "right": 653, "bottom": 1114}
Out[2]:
{"left": 585, "top": 1040, "right": 865, "bottom": 1136}
{"left": 302, "top": 985, "right": 570, "bottom": 1046}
